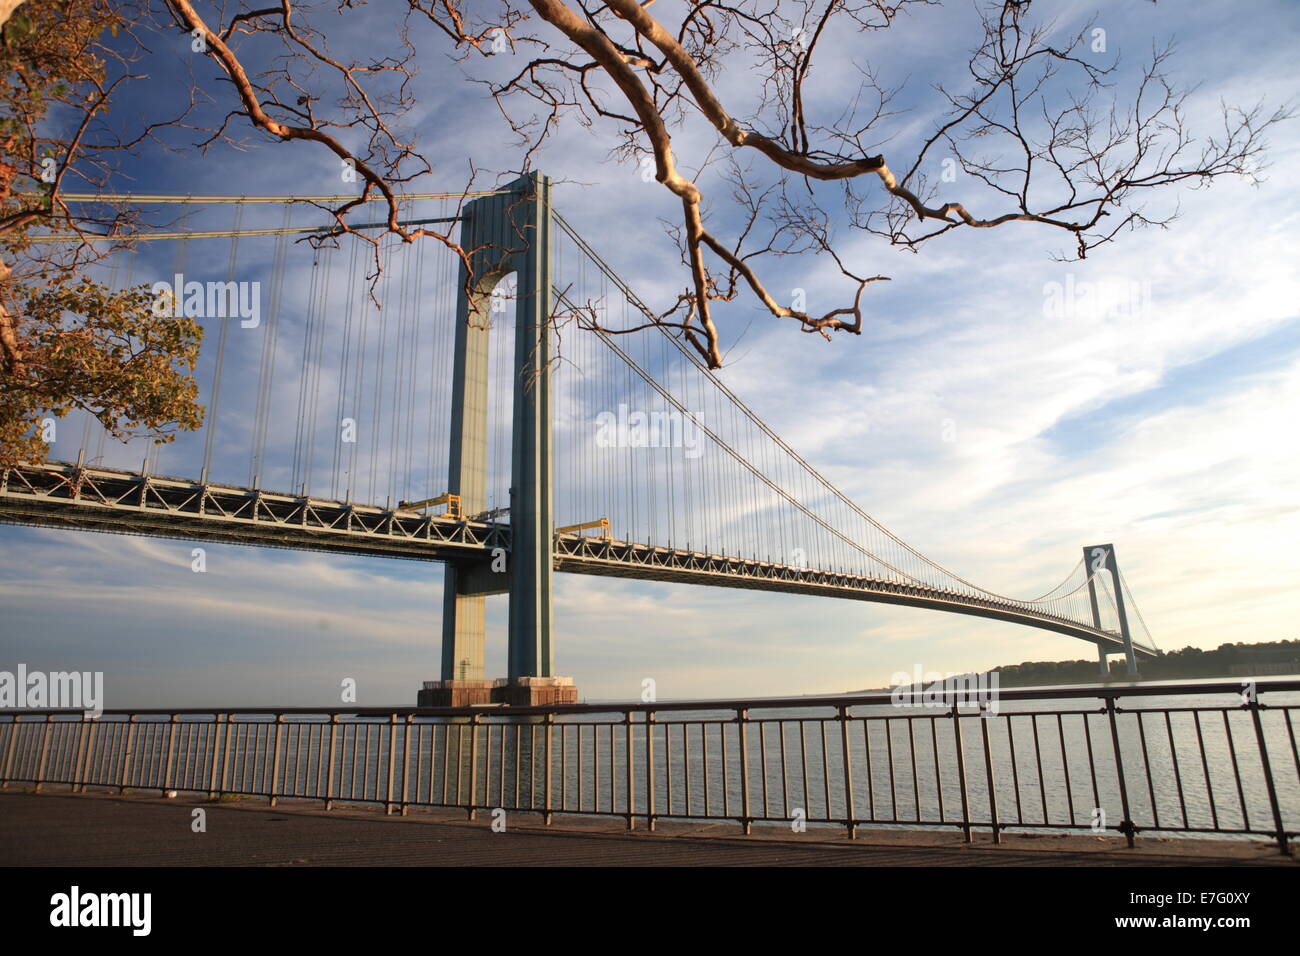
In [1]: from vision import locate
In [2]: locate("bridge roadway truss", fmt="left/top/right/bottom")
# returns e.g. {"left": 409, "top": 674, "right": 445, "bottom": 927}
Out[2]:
{"left": 0, "top": 459, "right": 1154, "bottom": 660}
{"left": 553, "top": 536, "right": 1155, "bottom": 658}
{"left": 0, "top": 461, "right": 507, "bottom": 563}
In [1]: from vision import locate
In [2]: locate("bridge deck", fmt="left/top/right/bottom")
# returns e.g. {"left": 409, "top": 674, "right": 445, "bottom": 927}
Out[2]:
{"left": 0, "top": 461, "right": 1152, "bottom": 655}
{"left": 0, "top": 461, "right": 506, "bottom": 562}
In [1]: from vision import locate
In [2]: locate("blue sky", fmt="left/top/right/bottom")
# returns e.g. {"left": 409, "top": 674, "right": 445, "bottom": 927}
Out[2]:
{"left": 1, "top": 0, "right": 1298, "bottom": 706}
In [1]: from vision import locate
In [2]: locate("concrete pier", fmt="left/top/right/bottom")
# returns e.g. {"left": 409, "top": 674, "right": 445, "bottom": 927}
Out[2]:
{"left": 418, "top": 677, "right": 578, "bottom": 707}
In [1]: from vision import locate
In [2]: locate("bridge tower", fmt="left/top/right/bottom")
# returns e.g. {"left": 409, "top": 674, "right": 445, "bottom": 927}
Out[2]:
{"left": 1083, "top": 543, "right": 1139, "bottom": 680}
{"left": 420, "top": 172, "right": 576, "bottom": 707}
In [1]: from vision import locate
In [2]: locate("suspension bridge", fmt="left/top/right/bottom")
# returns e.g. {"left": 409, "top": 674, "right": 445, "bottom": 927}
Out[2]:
{"left": 0, "top": 173, "right": 1159, "bottom": 704}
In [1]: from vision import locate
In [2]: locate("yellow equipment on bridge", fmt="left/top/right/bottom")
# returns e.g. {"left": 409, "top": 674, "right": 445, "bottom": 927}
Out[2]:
{"left": 398, "top": 493, "right": 461, "bottom": 519}
{"left": 556, "top": 517, "right": 610, "bottom": 538}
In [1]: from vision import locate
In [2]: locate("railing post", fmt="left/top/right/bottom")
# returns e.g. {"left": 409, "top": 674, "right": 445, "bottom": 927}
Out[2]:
{"left": 839, "top": 706, "right": 856, "bottom": 839}
{"left": 645, "top": 710, "right": 655, "bottom": 832}
{"left": 1, "top": 716, "right": 18, "bottom": 789}
{"left": 1246, "top": 696, "right": 1290, "bottom": 855}
{"left": 738, "top": 708, "right": 751, "bottom": 835}
{"left": 265, "top": 717, "right": 283, "bottom": 806}
{"left": 543, "top": 712, "right": 553, "bottom": 827}
{"left": 270, "top": 715, "right": 284, "bottom": 807}
{"left": 401, "top": 715, "right": 413, "bottom": 816}
{"left": 1105, "top": 697, "right": 1137, "bottom": 848}
{"left": 624, "top": 710, "right": 635, "bottom": 831}
{"left": 34, "top": 714, "right": 53, "bottom": 792}
{"left": 467, "top": 712, "right": 480, "bottom": 821}
{"left": 219, "top": 712, "right": 235, "bottom": 796}
{"left": 73, "top": 716, "right": 94, "bottom": 793}
{"left": 952, "top": 703, "right": 972, "bottom": 842}
{"left": 163, "top": 714, "right": 178, "bottom": 796}
{"left": 325, "top": 714, "right": 338, "bottom": 810}
{"left": 206, "top": 714, "right": 224, "bottom": 800}
{"left": 385, "top": 713, "right": 398, "bottom": 815}
{"left": 979, "top": 710, "right": 1000, "bottom": 844}
{"left": 118, "top": 714, "right": 137, "bottom": 794}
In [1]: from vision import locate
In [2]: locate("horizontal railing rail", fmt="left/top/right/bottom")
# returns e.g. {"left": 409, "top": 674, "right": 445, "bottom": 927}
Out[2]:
{"left": 2, "top": 681, "right": 1296, "bottom": 853}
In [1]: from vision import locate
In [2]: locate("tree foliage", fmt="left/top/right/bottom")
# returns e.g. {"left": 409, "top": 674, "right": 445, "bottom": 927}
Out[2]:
{"left": 0, "top": 0, "right": 203, "bottom": 468}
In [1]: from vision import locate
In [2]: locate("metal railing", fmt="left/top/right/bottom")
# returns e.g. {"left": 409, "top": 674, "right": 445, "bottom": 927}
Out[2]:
{"left": 2, "top": 681, "right": 1296, "bottom": 853}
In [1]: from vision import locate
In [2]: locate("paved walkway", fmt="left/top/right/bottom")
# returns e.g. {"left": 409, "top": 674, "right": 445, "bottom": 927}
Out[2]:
{"left": 1, "top": 791, "right": 1292, "bottom": 866}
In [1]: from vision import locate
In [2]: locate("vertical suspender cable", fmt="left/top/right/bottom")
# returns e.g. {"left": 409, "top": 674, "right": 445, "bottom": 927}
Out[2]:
{"left": 150, "top": 233, "right": 190, "bottom": 475}
{"left": 251, "top": 204, "right": 291, "bottom": 487}
{"left": 331, "top": 238, "right": 361, "bottom": 500}
{"left": 202, "top": 205, "right": 243, "bottom": 480}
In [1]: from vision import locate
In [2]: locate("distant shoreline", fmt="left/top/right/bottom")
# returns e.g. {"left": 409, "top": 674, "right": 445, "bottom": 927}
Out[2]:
{"left": 846, "top": 640, "right": 1300, "bottom": 695}
{"left": 851, "top": 669, "right": 1300, "bottom": 696}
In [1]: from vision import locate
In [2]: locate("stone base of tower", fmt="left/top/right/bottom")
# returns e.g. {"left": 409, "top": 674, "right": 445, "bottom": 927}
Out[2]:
{"left": 418, "top": 677, "right": 579, "bottom": 707}
{"left": 491, "top": 677, "right": 578, "bottom": 707}
{"left": 418, "top": 680, "right": 496, "bottom": 707}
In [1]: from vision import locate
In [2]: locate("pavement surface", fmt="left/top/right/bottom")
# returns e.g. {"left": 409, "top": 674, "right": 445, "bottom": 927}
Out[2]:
{"left": 1, "top": 788, "right": 1293, "bottom": 866}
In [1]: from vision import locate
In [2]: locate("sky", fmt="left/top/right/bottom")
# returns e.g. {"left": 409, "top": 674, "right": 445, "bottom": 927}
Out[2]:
{"left": 1, "top": 0, "right": 1297, "bottom": 707}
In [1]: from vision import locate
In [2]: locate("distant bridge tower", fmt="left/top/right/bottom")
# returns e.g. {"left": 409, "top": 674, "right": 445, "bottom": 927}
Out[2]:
{"left": 1084, "top": 543, "right": 1139, "bottom": 679}
{"left": 420, "top": 172, "right": 576, "bottom": 707}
